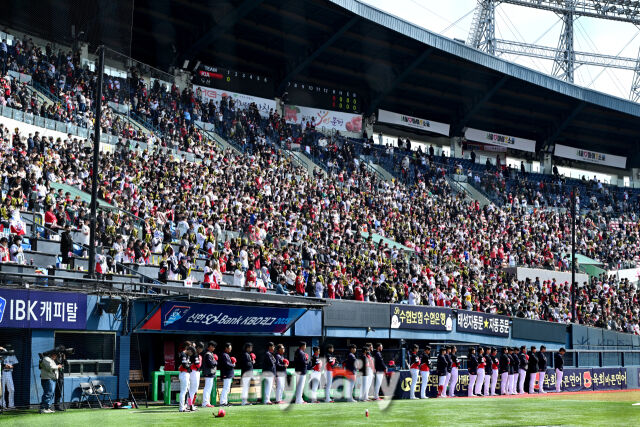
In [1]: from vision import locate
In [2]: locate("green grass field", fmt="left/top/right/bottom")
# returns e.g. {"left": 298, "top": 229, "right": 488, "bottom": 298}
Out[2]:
{"left": 2, "top": 391, "right": 639, "bottom": 426}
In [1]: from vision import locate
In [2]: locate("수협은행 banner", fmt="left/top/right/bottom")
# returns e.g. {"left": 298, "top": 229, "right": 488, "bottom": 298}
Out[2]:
{"left": 0, "top": 289, "right": 86, "bottom": 330}
{"left": 390, "top": 304, "right": 453, "bottom": 331}
{"left": 465, "top": 127, "right": 536, "bottom": 153}
{"left": 139, "top": 301, "right": 306, "bottom": 334}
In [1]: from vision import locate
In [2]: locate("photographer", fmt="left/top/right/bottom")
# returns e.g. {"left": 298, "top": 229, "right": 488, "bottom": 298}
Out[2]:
{"left": 0, "top": 346, "right": 17, "bottom": 409}
{"left": 53, "top": 346, "right": 72, "bottom": 411}
{"left": 39, "top": 352, "right": 62, "bottom": 414}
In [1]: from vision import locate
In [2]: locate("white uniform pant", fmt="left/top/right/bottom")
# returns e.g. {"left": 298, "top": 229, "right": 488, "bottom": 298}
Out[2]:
{"left": 220, "top": 378, "right": 232, "bottom": 405}
{"left": 508, "top": 374, "right": 516, "bottom": 394}
{"left": 241, "top": 374, "right": 252, "bottom": 404}
{"left": 518, "top": 369, "right": 527, "bottom": 393}
{"left": 483, "top": 370, "right": 491, "bottom": 396}
{"left": 538, "top": 371, "right": 546, "bottom": 392}
{"left": 201, "top": 377, "right": 214, "bottom": 406}
{"left": 442, "top": 372, "right": 451, "bottom": 396}
{"left": 555, "top": 369, "right": 563, "bottom": 393}
{"left": 448, "top": 368, "right": 458, "bottom": 397}
{"left": 1, "top": 371, "right": 14, "bottom": 408}
{"left": 528, "top": 373, "right": 537, "bottom": 394}
{"left": 178, "top": 372, "right": 190, "bottom": 411}
{"left": 374, "top": 372, "right": 384, "bottom": 399}
{"left": 345, "top": 377, "right": 355, "bottom": 401}
{"left": 490, "top": 369, "right": 499, "bottom": 395}
{"left": 262, "top": 373, "right": 274, "bottom": 403}
{"left": 188, "top": 371, "right": 200, "bottom": 404}
{"left": 295, "top": 373, "right": 306, "bottom": 404}
{"left": 420, "top": 370, "right": 430, "bottom": 398}
{"left": 325, "top": 371, "right": 334, "bottom": 402}
{"left": 361, "top": 374, "right": 373, "bottom": 400}
{"left": 475, "top": 370, "right": 485, "bottom": 395}
{"left": 275, "top": 373, "right": 286, "bottom": 402}
{"left": 309, "top": 371, "right": 321, "bottom": 401}
{"left": 500, "top": 372, "right": 509, "bottom": 395}
{"left": 409, "top": 369, "right": 419, "bottom": 399}
{"left": 467, "top": 374, "right": 477, "bottom": 397}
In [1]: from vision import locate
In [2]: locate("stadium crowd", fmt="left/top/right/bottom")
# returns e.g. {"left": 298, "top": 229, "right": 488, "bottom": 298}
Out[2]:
{"left": 0, "top": 32, "right": 639, "bottom": 337}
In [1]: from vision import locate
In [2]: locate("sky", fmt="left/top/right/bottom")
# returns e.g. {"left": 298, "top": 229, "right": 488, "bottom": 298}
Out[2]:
{"left": 360, "top": 0, "right": 640, "bottom": 101}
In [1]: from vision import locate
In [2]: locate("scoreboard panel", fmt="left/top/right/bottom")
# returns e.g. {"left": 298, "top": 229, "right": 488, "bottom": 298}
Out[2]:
{"left": 192, "top": 64, "right": 274, "bottom": 99}
{"left": 286, "top": 81, "right": 361, "bottom": 113}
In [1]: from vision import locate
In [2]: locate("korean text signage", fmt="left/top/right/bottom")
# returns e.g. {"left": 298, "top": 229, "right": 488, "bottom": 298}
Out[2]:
{"left": 284, "top": 105, "right": 362, "bottom": 133}
{"left": 140, "top": 301, "right": 306, "bottom": 334}
{"left": 390, "top": 304, "right": 453, "bottom": 331}
{"left": 456, "top": 311, "right": 510, "bottom": 337}
{"left": 465, "top": 127, "right": 536, "bottom": 153}
{"left": 377, "top": 109, "right": 450, "bottom": 137}
{"left": 193, "top": 84, "right": 276, "bottom": 117}
{"left": 393, "top": 367, "right": 627, "bottom": 399}
{"left": 554, "top": 144, "right": 626, "bottom": 169}
{"left": 0, "top": 289, "right": 86, "bottom": 329}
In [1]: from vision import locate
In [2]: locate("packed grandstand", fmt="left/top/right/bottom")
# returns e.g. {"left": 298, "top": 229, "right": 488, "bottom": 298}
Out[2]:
{"left": 0, "top": 23, "right": 638, "bottom": 342}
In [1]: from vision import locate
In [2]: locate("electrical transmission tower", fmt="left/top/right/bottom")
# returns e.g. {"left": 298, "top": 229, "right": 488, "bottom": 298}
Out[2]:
{"left": 467, "top": 0, "right": 640, "bottom": 102}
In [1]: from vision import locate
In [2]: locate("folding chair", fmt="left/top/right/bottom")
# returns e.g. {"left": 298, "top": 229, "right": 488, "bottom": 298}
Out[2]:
{"left": 79, "top": 382, "right": 102, "bottom": 408}
{"left": 91, "top": 380, "right": 113, "bottom": 407}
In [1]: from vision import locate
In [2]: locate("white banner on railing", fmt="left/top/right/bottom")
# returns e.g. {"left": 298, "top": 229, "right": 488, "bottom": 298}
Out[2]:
{"left": 284, "top": 104, "right": 362, "bottom": 133}
{"left": 554, "top": 143, "right": 626, "bottom": 169}
{"left": 193, "top": 85, "right": 276, "bottom": 117}
{"left": 465, "top": 127, "right": 536, "bottom": 153}
{"left": 377, "top": 109, "right": 450, "bottom": 136}
{"left": 7, "top": 70, "right": 32, "bottom": 84}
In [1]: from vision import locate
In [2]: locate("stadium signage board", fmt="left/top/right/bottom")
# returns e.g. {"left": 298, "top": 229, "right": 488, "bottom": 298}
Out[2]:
{"left": 464, "top": 127, "right": 536, "bottom": 153}
{"left": 456, "top": 311, "right": 510, "bottom": 337}
{"left": 392, "top": 367, "right": 627, "bottom": 398}
{"left": 390, "top": 304, "right": 453, "bottom": 331}
{"left": 377, "top": 109, "right": 450, "bottom": 137}
{"left": 284, "top": 104, "right": 362, "bottom": 133}
{"left": 193, "top": 84, "right": 276, "bottom": 117}
{"left": 0, "top": 289, "right": 86, "bottom": 329}
{"left": 554, "top": 143, "right": 626, "bottom": 169}
{"left": 139, "top": 301, "right": 306, "bottom": 334}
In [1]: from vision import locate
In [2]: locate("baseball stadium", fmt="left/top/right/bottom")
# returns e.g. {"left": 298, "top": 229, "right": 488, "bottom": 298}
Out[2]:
{"left": 0, "top": 0, "right": 638, "bottom": 425}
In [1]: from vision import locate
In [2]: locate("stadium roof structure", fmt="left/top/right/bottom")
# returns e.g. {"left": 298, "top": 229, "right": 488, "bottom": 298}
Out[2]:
{"left": 4, "top": 0, "right": 639, "bottom": 163}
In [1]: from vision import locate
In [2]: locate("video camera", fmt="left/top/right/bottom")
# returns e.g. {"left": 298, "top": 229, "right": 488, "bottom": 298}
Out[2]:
{"left": 0, "top": 345, "right": 15, "bottom": 358}
{"left": 38, "top": 345, "right": 74, "bottom": 360}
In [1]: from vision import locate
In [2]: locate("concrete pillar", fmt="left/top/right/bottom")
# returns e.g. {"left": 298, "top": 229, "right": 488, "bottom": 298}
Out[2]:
{"left": 543, "top": 153, "right": 552, "bottom": 175}
{"left": 451, "top": 136, "right": 461, "bottom": 158}
{"left": 116, "top": 335, "right": 131, "bottom": 399}
{"left": 173, "top": 69, "right": 191, "bottom": 91}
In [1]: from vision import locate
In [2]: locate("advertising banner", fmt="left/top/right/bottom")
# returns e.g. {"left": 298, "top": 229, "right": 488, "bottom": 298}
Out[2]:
{"left": 554, "top": 144, "right": 626, "bottom": 169}
{"left": 390, "top": 304, "right": 453, "bottom": 331}
{"left": 193, "top": 85, "right": 276, "bottom": 117}
{"left": 465, "top": 127, "right": 536, "bottom": 153}
{"left": 284, "top": 104, "right": 362, "bottom": 133}
{"left": 377, "top": 109, "right": 450, "bottom": 137}
{"left": 139, "top": 301, "right": 306, "bottom": 334}
{"left": 7, "top": 70, "right": 32, "bottom": 84}
{"left": 393, "top": 369, "right": 506, "bottom": 398}
{"left": 0, "top": 289, "right": 87, "bottom": 330}
{"left": 393, "top": 367, "right": 628, "bottom": 399}
{"left": 456, "top": 311, "right": 510, "bottom": 337}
